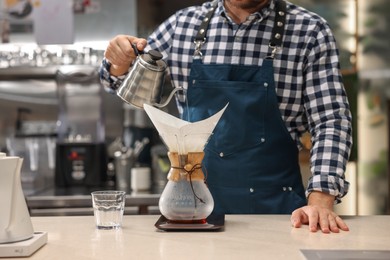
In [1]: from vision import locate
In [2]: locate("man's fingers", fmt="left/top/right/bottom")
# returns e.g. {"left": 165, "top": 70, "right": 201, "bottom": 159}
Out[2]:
{"left": 335, "top": 216, "right": 349, "bottom": 231}
{"left": 307, "top": 209, "right": 319, "bottom": 232}
{"left": 327, "top": 214, "right": 340, "bottom": 233}
{"left": 129, "top": 37, "right": 147, "bottom": 51}
{"left": 106, "top": 39, "right": 131, "bottom": 65}
{"left": 291, "top": 208, "right": 308, "bottom": 228}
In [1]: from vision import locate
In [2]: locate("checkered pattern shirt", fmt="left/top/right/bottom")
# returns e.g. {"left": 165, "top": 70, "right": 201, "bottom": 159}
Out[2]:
{"left": 100, "top": 0, "right": 352, "bottom": 202}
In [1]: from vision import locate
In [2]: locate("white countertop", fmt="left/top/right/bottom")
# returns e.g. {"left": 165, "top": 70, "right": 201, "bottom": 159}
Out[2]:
{"left": 4, "top": 215, "right": 390, "bottom": 260}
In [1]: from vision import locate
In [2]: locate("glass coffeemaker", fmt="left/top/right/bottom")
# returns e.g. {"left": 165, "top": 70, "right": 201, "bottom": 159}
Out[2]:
{"left": 144, "top": 104, "right": 227, "bottom": 223}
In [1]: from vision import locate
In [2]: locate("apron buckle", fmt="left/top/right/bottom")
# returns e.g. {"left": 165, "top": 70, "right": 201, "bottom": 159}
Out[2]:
{"left": 193, "top": 39, "right": 206, "bottom": 58}
{"left": 267, "top": 43, "right": 281, "bottom": 59}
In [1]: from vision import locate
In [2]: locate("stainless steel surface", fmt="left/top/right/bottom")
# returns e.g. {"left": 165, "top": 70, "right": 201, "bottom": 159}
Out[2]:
{"left": 26, "top": 194, "right": 160, "bottom": 208}
{"left": 0, "top": 67, "right": 61, "bottom": 80}
{"left": 26, "top": 193, "right": 160, "bottom": 216}
{"left": 28, "top": 206, "right": 161, "bottom": 217}
{"left": 0, "top": 65, "right": 124, "bottom": 152}
{"left": 0, "top": 79, "right": 57, "bottom": 105}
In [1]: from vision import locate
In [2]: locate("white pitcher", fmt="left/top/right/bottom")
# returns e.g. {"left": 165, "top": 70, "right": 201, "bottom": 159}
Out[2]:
{"left": 0, "top": 152, "right": 34, "bottom": 243}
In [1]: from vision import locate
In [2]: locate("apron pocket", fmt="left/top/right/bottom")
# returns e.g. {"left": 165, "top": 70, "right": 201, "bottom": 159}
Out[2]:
{"left": 210, "top": 184, "right": 306, "bottom": 214}
{"left": 251, "top": 186, "right": 307, "bottom": 214}
{"left": 187, "top": 79, "right": 268, "bottom": 156}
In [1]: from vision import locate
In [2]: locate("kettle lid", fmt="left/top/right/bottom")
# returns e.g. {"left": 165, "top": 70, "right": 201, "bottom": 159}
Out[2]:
{"left": 139, "top": 50, "right": 167, "bottom": 72}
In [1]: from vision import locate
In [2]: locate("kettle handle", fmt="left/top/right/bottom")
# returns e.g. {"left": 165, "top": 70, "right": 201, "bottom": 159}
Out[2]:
{"left": 153, "top": 86, "right": 182, "bottom": 108}
{"left": 131, "top": 43, "right": 144, "bottom": 56}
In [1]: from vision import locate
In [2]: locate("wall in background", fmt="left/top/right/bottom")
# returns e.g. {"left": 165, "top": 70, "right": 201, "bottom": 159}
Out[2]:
{"left": 0, "top": 0, "right": 137, "bottom": 45}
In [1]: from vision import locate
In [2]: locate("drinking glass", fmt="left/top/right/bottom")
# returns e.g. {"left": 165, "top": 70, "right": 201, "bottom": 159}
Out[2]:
{"left": 91, "top": 191, "right": 126, "bottom": 229}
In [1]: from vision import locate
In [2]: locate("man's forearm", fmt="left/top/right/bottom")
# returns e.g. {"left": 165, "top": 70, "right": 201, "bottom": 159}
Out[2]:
{"left": 307, "top": 191, "right": 335, "bottom": 209}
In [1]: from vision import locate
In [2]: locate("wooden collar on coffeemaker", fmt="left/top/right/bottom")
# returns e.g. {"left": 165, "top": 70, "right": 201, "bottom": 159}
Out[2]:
{"left": 167, "top": 152, "right": 205, "bottom": 181}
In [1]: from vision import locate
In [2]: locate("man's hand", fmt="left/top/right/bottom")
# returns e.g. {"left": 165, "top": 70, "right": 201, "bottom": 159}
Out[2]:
{"left": 290, "top": 191, "right": 349, "bottom": 233}
{"left": 104, "top": 35, "right": 147, "bottom": 76}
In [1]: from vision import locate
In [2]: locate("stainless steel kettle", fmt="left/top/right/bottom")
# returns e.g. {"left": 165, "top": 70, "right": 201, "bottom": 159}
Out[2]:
{"left": 117, "top": 45, "right": 181, "bottom": 109}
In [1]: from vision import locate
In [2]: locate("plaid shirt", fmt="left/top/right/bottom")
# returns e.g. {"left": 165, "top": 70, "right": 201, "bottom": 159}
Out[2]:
{"left": 100, "top": 0, "right": 352, "bottom": 201}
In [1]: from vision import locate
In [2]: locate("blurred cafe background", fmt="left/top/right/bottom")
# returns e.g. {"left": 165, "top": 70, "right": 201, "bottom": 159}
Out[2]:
{"left": 0, "top": 0, "right": 389, "bottom": 216}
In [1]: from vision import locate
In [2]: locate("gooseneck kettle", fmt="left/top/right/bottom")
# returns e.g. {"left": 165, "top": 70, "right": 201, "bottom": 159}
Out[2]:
{"left": 116, "top": 44, "right": 181, "bottom": 109}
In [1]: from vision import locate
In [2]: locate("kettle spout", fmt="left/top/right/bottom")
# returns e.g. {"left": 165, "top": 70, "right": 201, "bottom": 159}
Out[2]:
{"left": 153, "top": 86, "right": 182, "bottom": 108}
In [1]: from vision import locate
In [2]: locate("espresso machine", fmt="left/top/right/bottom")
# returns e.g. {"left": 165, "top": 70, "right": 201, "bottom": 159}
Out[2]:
{"left": 54, "top": 66, "right": 107, "bottom": 187}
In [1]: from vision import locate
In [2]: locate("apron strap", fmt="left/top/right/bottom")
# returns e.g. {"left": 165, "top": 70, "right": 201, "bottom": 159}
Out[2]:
{"left": 268, "top": 0, "right": 286, "bottom": 59}
{"left": 195, "top": 0, "right": 218, "bottom": 42}
{"left": 194, "top": 0, "right": 218, "bottom": 57}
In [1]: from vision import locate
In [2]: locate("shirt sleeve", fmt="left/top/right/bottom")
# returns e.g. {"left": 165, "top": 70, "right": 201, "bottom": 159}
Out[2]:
{"left": 98, "top": 58, "right": 126, "bottom": 93}
{"left": 303, "top": 22, "right": 353, "bottom": 203}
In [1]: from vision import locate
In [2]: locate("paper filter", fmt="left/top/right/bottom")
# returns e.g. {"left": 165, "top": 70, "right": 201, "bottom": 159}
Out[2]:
{"left": 143, "top": 104, "right": 228, "bottom": 154}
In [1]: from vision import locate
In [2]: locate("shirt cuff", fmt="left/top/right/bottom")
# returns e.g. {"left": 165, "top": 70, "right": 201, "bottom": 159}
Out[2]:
{"left": 99, "top": 58, "right": 126, "bottom": 92}
{"left": 306, "top": 174, "right": 350, "bottom": 204}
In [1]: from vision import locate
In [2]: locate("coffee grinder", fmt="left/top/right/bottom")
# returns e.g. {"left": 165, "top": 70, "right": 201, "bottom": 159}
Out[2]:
{"left": 55, "top": 66, "right": 107, "bottom": 187}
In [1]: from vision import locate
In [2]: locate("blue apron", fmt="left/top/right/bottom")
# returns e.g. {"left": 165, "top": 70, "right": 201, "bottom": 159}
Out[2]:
{"left": 182, "top": 0, "right": 306, "bottom": 214}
